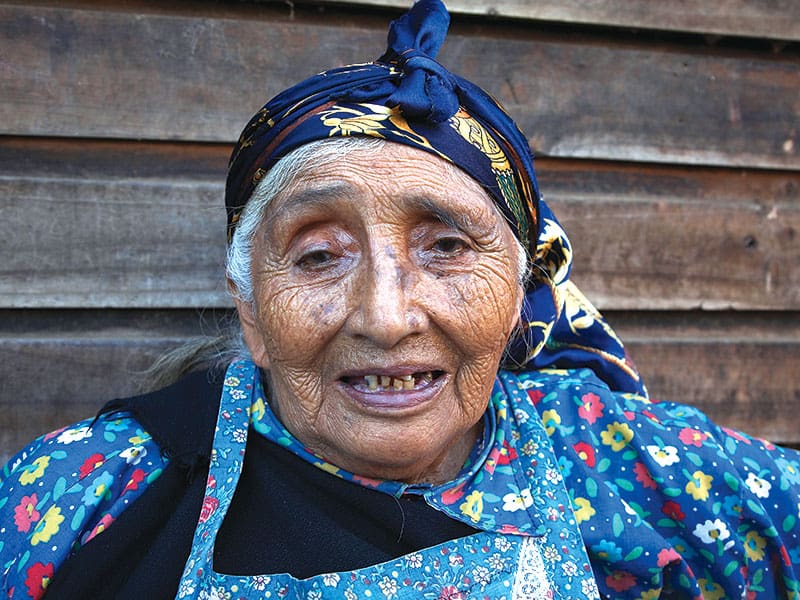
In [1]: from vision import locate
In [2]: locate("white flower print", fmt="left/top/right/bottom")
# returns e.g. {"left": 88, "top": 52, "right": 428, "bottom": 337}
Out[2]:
{"left": 502, "top": 488, "right": 534, "bottom": 512}
{"left": 344, "top": 589, "right": 358, "bottom": 600}
{"left": 513, "top": 408, "right": 530, "bottom": 424}
{"left": 231, "top": 428, "right": 247, "bottom": 443}
{"left": 223, "top": 376, "right": 240, "bottom": 387}
{"left": 545, "top": 467, "right": 562, "bottom": 484}
{"left": 745, "top": 472, "right": 772, "bottom": 498}
{"left": 562, "top": 561, "right": 578, "bottom": 576}
{"left": 57, "top": 426, "right": 93, "bottom": 444}
{"left": 378, "top": 575, "right": 398, "bottom": 598}
{"left": 405, "top": 552, "right": 423, "bottom": 568}
{"left": 581, "top": 577, "right": 600, "bottom": 597}
{"left": 693, "top": 518, "right": 731, "bottom": 544}
{"left": 306, "top": 590, "right": 322, "bottom": 600}
{"left": 472, "top": 565, "right": 492, "bottom": 586}
{"left": 230, "top": 389, "right": 247, "bottom": 400}
{"left": 543, "top": 544, "right": 561, "bottom": 562}
{"left": 120, "top": 445, "right": 146, "bottom": 465}
{"left": 494, "top": 536, "right": 512, "bottom": 552}
{"left": 487, "top": 553, "right": 507, "bottom": 570}
{"left": 646, "top": 445, "right": 680, "bottom": 467}
{"left": 178, "top": 579, "right": 195, "bottom": 597}
{"left": 251, "top": 575, "right": 270, "bottom": 591}
{"left": 322, "top": 573, "right": 340, "bottom": 587}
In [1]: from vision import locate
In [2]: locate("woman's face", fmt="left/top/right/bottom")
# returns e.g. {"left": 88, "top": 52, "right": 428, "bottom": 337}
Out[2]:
{"left": 236, "top": 142, "right": 523, "bottom": 484}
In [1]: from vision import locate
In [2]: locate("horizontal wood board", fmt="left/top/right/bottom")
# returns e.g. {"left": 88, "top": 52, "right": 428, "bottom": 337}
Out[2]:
{"left": 311, "top": 0, "right": 800, "bottom": 41}
{"left": 1, "top": 3, "right": 798, "bottom": 169}
{"left": 1, "top": 139, "right": 797, "bottom": 309}
{"left": 1, "top": 309, "right": 797, "bottom": 464}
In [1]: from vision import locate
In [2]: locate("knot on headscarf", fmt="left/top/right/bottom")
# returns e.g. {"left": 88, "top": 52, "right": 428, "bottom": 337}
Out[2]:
{"left": 384, "top": 49, "right": 458, "bottom": 123}
{"left": 373, "top": 1, "right": 459, "bottom": 123}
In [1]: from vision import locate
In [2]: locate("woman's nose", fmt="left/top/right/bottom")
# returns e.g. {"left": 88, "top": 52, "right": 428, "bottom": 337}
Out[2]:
{"left": 345, "top": 246, "right": 427, "bottom": 348}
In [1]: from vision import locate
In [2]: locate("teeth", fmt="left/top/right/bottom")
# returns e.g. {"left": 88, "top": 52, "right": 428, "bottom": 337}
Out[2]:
{"left": 360, "top": 371, "right": 434, "bottom": 391}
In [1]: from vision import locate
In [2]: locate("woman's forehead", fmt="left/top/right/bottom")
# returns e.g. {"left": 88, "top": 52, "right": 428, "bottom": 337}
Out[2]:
{"left": 265, "top": 141, "right": 500, "bottom": 225}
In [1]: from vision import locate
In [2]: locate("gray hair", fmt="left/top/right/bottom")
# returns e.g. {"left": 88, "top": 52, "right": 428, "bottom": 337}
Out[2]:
{"left": 141, "top": 137, "right": 530, "bottom": 391}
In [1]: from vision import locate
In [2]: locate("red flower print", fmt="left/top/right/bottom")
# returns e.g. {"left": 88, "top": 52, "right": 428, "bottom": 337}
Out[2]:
{"left": 633, "top": 462, "right": 657, "bottom": 489}
{"left": 657, "top": 547, "right": 680, "bottom": 567}
{"left": 606, "top": 570, "right": 636, "bottom": 592}
{"left": 527, "top": 389, "right": 544, "bottom": 405}
{"left": 572, "top": 441, "right": 596, "bottom": 468}
{"left": 441, "top": 482, "right": 466, "bottom": 505}
{"left": 678, "top": 427, "right": 708, "bottom": 447}
{"left": 122, "top": 468, "right": 145, "bottom": 495}
{"left": 662, "top": 500, "right": 685, "bottom": 521}
{"left": 439, "top": 585, "right": 466, "bottom": 600}
{"left": 78, "top": 453, "right": 106, "bottom": 478}
{"left": 24, "top": 562, "right": 54, "bottom": 600}
{"left": 641, "top": 409, "right": 660, "bottom": 423}
{"left": 577, "top": 392, "right": 604, "bottom": 424}
{"left": 84, "top": 513, "right": 115, "bottom": 543}
{"left": 721, "top": 426, "right": 752, "bottom": 445}
{"left": 198, "top": 495, "right": 219, "bottom": 523}
{"left": 13, "top": 494, "right": 40, "bottom": 533}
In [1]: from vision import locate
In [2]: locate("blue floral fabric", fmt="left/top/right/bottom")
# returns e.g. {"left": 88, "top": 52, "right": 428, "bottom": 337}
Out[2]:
{"left": 1, "top": 359, "right": 799, "bottom": 599}
{"left": 0, "top": 415, "right": 167, "bottom": 599}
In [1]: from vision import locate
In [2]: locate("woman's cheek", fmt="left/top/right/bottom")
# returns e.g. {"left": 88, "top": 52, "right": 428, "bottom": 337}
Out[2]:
{"left": 258, "top": 281, "right": 345, "bottom": 363}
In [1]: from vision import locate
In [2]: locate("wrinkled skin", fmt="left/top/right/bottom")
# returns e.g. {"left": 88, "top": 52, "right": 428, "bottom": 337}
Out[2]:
{"left": 235, "top": 142, "right": 523, "bottom": 484}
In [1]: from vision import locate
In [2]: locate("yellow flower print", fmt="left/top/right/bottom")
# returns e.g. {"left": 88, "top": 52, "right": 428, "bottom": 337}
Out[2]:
{"left": 638, "top": 590, "right": 661, "bottom": 600}
{"left": 30, "top": 506, "right": 65, "bottom": 546}
{"left": 460, "top": 490, "right": 484, "bottom": 523}
{"left": 541, "top": 409, "right": 561, "bottom": 437}
{"left": 250, "top": 397, "right": 266, "bottom": 423}
{"left": 600, "top": 422, "right": 634, "bottom": 451}
{"left": 697, "top": 578, "right": 725, "bottom": 600}
{"left": 19, "top": 456, "right": 51, "bottom": 486}
{"left": 744, "top": 530, "right": 767, "bottom": 561}
{"left": 573, "top": 497, "right": 596, "bottom": 524}
{"left": 685, "top": 470, "right": 713, "bottom": 501}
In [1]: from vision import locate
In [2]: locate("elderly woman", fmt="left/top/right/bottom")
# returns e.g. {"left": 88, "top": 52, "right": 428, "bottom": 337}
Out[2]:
{"left": 2, "top": 1, "right": 799, "bottom": 598}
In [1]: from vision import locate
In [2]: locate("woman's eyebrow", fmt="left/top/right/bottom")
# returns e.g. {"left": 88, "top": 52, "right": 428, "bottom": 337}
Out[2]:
{"left": 262, "top": 183, "right": 351, "bottom": 236}
{"left": 406, "top": 196, "right": 480, "bottom": 234}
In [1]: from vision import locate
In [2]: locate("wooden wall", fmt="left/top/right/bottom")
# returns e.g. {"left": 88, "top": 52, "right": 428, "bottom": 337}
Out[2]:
{"left": 1, "top": 0, "right": 798, "bottom": 463}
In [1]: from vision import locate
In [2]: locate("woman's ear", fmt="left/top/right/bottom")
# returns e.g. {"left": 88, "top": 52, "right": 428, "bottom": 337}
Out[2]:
{"left": 233, "top": 294, "right": 271, "bottom": 370}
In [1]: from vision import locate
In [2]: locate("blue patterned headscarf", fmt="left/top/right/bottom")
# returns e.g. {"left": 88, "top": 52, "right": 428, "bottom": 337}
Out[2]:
{"left": 225, "top": 0, "right": 646, "bottom": 396}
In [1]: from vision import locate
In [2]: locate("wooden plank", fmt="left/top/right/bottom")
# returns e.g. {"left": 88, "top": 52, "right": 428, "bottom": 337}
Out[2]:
{"left": 540, "top": 159, "right": 800, "bottom": 310}
{"left": 1, "top": 139, "right": 798, "bottom": 309}
{"left": 1, "top": 309, "right": 797, "bottom": 464}
{"left": 310, "top": 0, "right": 800, "bottom": 42}
{"left": 1, "top": 4, "right": 798, "bottom": 169}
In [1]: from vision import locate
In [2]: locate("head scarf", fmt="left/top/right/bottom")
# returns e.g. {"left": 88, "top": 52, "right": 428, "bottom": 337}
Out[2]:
{"left": 225, "top": 0, "right": 646, "bottom": 396}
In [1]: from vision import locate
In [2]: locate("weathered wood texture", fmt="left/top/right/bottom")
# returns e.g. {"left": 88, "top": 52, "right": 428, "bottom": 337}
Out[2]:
{"left": 2, "top": 139, "right": 797, "bottom": 309}
{"left": 1, "top": 310, "right": 797, "bottom": 465}
{"left": 1, "top": 3, "right": 798, "bottom": 168}
{"left": 0, "top": 1, "right": 798, "bottom": 461}
{"left": 312, "top": 0, "right": 800, "bottom": 41}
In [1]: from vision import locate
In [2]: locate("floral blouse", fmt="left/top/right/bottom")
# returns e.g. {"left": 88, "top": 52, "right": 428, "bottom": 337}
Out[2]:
{"left": 1, "top": 359, "right": 799, "bottom": 599}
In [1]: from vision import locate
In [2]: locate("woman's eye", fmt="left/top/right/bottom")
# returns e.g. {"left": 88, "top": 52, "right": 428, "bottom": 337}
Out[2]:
{"left": 297, "top": 249, "right": 336, "bottom": 268}
{"left": 433, "top": 237, "right": 468, "bottom": 254}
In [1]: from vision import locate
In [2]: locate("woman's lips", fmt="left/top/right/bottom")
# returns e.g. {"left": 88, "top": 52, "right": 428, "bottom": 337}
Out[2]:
{"left": 337, "top": 370, "right": 446, "bottom": 409}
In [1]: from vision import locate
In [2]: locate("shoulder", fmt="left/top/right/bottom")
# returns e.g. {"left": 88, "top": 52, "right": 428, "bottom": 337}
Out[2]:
{"left": 503, "top": 367, "right": 800, "bottom": 596}
{"left": 0, "top": 368, "right": 222, "bottom": 599}
{"left": 0, "top": 411, "right": 164, "bottom": 598}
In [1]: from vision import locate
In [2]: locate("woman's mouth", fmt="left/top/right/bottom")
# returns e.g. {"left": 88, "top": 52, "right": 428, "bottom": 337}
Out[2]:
{"left": 346, "top": 371, "right": 443, "bottom": 392}
{"left": 338, "top": 370, "right": 447, "bottom": 409}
